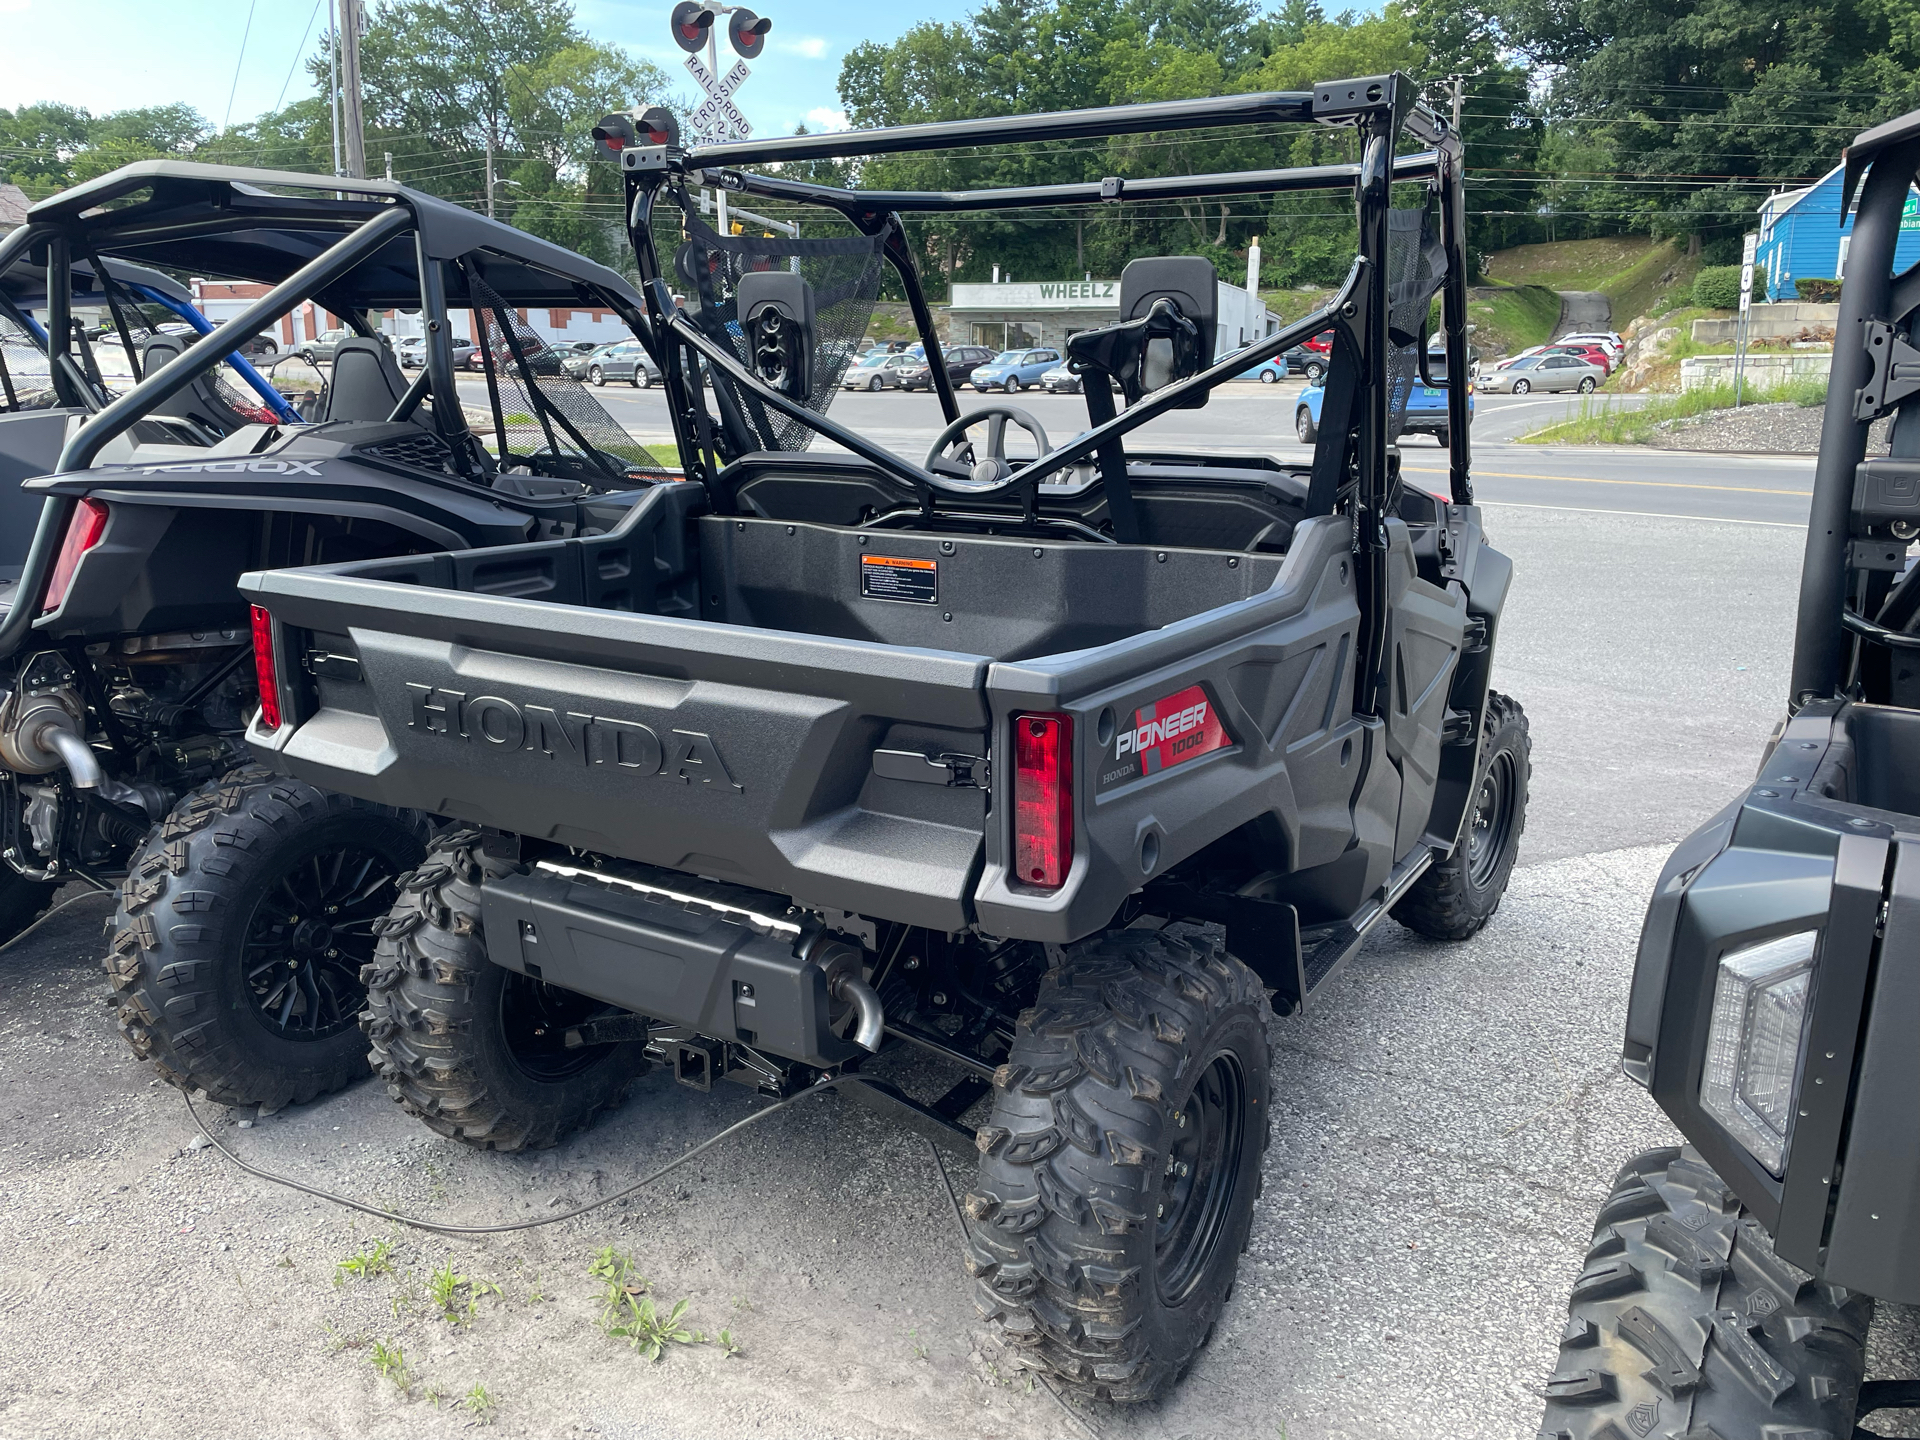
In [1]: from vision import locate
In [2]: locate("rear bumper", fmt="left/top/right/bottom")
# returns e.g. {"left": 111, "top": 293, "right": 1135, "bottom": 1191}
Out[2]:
{"left": 1627, "top": 699, "right": 1920, "bottom": 1303}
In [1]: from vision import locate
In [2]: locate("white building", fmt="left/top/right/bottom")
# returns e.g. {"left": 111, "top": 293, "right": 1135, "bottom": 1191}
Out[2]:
{"left": 947, "top": 261, "right": 1278, "bottom": 361}
{"left": 189, "top": 280, "right": 631, "bottom": 350}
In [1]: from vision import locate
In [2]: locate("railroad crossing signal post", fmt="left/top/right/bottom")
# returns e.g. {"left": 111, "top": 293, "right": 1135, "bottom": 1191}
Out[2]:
{"left": 671, "top": 2, "right": 773, "bottom": 235}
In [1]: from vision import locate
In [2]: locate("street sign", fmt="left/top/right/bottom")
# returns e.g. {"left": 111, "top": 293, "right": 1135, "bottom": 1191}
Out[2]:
{"left": 683, "top": 50, "right": 753, "bottom": 139}
{"left": 1738, "top": 232, "right": 1758, "bottom": 314}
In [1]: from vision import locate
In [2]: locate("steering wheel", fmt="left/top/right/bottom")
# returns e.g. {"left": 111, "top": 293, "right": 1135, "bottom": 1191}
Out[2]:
{"left": 922, "top": 405, "right": 1052, "bottom": 493}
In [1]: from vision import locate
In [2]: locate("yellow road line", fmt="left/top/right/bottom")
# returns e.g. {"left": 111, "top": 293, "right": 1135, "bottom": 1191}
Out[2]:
{"left": 1401, "top": 465, "right": 1810, "bottom": 497}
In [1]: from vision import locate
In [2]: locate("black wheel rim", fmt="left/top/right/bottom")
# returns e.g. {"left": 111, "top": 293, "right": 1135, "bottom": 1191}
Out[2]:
{"left": 499, "top": 971, "right": 617, "bottom": 1082}
{"left": 1156, "top": 1053, "right": 1248, "bottom": 1306}
{"left": 1466, "top": 748, "right": 1517, "bottom": 889}
{"left": 242, "top": 844, "right": 403, "bottom": 1042}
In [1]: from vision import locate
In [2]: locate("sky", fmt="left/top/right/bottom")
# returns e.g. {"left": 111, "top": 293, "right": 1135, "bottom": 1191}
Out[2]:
{"left": 0, "top": 0, "right": 981, "bottom": 140}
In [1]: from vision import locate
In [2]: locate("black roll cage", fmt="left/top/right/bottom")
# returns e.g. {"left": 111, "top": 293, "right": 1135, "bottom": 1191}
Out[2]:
{"left": 615, "top": 72, "right": 1473, "bottom": 728}
{"left": 0, "top": 165, "right": 659, "bottom": 662}
{"left": 619, "top": 72, "right": 1474, "bottom": 519}
{"left": 1792, "top": 109, "right": 1920, "bottom": 704}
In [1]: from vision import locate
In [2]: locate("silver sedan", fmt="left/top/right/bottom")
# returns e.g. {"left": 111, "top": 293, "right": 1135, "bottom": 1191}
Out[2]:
{"left": 1480, "top": 353, "right": 1604, "bottom": 394}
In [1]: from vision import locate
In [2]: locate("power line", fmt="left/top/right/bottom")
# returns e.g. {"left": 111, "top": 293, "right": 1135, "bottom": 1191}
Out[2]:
{"left": 223, "top": 0, "right": 261, "bottom": 134}
{"left": 276, "top": 0, "right": 326, "bottom": 114}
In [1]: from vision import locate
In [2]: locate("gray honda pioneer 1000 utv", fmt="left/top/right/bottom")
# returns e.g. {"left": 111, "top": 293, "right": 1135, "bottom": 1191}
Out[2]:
{"left": 244, "top": 75, "right": 1529, "bottom": 1401}
{"left": 0, "top": 162, "right": 674, "bottom": 1108}
{"left": 1537, "top": 107, "right": 1920, "bottom": 1440}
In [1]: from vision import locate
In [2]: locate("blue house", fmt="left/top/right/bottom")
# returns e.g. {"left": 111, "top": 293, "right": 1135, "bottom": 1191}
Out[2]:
{"left": 1756, "top": 163, "right": 1920, "bottom": 300}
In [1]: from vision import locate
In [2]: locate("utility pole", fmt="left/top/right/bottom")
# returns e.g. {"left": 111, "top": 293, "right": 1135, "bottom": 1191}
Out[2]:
{"left": 328, "top": 0, "right": 342, "bottom": 177}
{"left": 1448, "top": 74, "right": 1465, "bottom": 137}
{"left": 339, "top": 0, "right": 366, "bottom": 179}
{"left": 384, "top": 151, "right": 393, "bottom": 181}
{"left": 485, "top": 135, "right": 495, "bottom": 218}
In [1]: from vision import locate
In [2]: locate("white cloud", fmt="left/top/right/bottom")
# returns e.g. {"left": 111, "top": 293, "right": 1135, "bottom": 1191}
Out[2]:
{"left": 805, "top": 107, "right": 851, "bottom": 133}
{"left": 778, "top": 35, "right": 830, "bottom": 59}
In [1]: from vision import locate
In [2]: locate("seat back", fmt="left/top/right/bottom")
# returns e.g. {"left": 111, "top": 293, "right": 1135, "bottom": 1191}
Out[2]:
{"left": 0, "top": 410, "right": 70, "bottom": 579}
{"left": 324, "top": 338, "right": 414, "bottom": 424}
{"left": 139, "top": 335, "right": 256, "bottom": 436}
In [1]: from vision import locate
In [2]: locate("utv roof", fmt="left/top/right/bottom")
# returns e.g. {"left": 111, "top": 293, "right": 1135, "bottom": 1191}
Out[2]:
{"left": 19, "top": 160, "right": 641, "bottom": 311}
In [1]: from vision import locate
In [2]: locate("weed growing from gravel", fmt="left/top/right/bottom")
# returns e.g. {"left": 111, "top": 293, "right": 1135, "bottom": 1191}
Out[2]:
{"left": 589, "top": 1246, "right": 648, "bottom": 1324}
{"left": 321, "top": 1322, "right": 368, "bottom": 1354}
{"left": 424, "top": 1260, "right": 505, "bottom": 1325}
{"left": 605, "top": 1293, "right": 698, "bottom": 1362}
{"left": 368, "top": 1339, "right": 410, "bottom": 1393}
{"left": 715, "top": 1328, "right": 742, "bottom": 1358}
{"left": 463, "top": 1385, "right": 496, "bottom": 1424}
{"left": 908, "top": 1328, "right": 930, "bottom": 1360}
{"left": 335, "top": 1237, "right": 396, "bottom": 1285}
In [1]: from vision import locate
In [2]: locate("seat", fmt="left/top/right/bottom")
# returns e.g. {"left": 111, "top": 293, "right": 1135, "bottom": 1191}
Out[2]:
{"left": 324, "top": 337, "right": 416, "bottom": 425}
{"left": 138, "top": 335, "right": 255, "bottom": 438}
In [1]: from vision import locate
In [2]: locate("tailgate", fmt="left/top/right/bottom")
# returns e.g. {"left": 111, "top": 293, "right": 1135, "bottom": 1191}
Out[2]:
{"left": 241, "top": 561, "right": 992, "bottom": 930}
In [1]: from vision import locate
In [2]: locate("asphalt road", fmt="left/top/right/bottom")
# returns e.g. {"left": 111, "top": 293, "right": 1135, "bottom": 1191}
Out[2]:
{"left": 506, "top": 376, "right": 1814, "bottom": 529}
{"left": 7, "top": 377, "right": 1912, "bottom": 1439}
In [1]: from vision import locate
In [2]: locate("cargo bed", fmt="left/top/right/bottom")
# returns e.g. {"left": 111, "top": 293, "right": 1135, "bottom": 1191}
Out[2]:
{"left": 244, "top": 478, "right": 1387, "bottom": 941}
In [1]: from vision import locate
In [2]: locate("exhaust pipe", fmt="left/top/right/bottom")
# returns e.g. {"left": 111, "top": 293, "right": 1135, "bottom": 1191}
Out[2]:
{"left": 830, "top": 970, "right": 886, "bottom": 1052}
{"left": 43, "top": 726, "right": 102, "bottom": 789}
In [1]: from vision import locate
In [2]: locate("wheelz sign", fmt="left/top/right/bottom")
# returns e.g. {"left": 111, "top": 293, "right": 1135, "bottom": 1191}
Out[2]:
{"left": 404, "top": 684, "right": 743, "bottom": 792}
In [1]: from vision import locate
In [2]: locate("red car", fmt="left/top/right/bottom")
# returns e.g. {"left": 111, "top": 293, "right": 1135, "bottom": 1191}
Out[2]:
{"left": 1543, "top": 342, "right": 1613, "bottom": 375}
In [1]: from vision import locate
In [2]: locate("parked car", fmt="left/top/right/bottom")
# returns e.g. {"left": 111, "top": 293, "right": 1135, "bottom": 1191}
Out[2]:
{"left": 297, "top": 327, "right": 353, "bottom": 363}
{"left": 1477, "top": 352, "right": 1603, "bottom": 394}
{"left": 567, "top": 340, "right": 659, "bottom": 388}
{"left": 969, "top": 346, "right": 1062, "bottom": 392}
{"left": 396, "top": 334, "right": 476, "bottom": 369}
{"left": 1041, "top": 360, "right": 1081, "bottom": 394}
{"left": 1235, "top": 349, "right": 1290, "bottom": 383}
{"left": 841, "top": 352, "right": 916, "bottom": 390}
{"left": 1288, "top": 332, "right": 1334, "bottom": 382}
{"left": 895, "top": 344, "right": 995, "bottom": 391}
{"left": 1542, "top": 342, "right": 1614, "bottom": 374}
{"left": 1559, "top": 330, "right": 1623, "bottom": 357}
{"left": 562, "top": 340, "right": 601, "bottom": 356}
{"left": 1294, "top": 365, "right": 1472, "bottom": 445}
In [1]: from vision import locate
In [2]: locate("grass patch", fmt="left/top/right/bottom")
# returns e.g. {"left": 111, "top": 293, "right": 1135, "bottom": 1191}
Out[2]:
{"left": 1520, "top": 376, "right": 1828, "bottom": 445}
{"left": 1483, "top": 236, "right": 1657, "bottom": 292}
{"left": 1258, "top": 287, "right": 1336, "bottom": 327}
{"left": 1467, "top": 284, "right": 1562, "bottom": 359}
{"left": 1600, "top": 239, "right": 1701, "bottom": 332}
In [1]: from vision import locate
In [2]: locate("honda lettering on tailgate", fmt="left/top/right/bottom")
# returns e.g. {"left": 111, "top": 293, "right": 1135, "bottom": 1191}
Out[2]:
{"left": 1097, "top": 682, "right": 1233, "bottom": 791}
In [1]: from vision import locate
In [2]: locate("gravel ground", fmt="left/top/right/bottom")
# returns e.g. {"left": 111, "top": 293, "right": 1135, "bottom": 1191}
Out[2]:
{"left": 2, "top": 508, "right": 1917, "bottom": 1440}
{"left": 1651, "top": 400, "right": 1891, "bottom": 454}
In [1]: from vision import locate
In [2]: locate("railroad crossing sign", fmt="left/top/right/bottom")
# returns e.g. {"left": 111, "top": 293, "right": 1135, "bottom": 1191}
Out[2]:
{"left": 686, "top": 52, "right": 753, "bottom": 141}
{"left": 670, "top": 4, "right": 770, "bottom": 142}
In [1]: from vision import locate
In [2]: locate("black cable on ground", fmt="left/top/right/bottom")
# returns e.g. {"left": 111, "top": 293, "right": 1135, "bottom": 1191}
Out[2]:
{"left": 0, "top": 887, "right": 113, "bottom": 957}
{"left": 190, "top": 1073, "right": 880, "bottom": 1237}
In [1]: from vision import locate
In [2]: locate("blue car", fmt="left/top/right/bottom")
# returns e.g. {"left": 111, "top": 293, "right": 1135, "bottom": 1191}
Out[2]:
{"left": 1235, "top": 351, "right": 1290, "bottom": 383}
{"left": 1294, "top": 363, "right": 1472, "bottom": 445}
{"left": 969, "top": 346, "right": 1062, "bottom": 393}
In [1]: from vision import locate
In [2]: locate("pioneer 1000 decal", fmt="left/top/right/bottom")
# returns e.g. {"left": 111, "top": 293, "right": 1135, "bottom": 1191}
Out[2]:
{"left": 1097, "top": 682, "right": 1234, "bottom": 791}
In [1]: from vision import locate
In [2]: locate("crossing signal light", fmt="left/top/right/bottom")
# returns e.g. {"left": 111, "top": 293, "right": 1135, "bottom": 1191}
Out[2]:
{"left": 728, "top": 9, "right": 771, "bottom": 58}
{"left": 591, "top": 113, "right": 636, "bottom": 161}
{"left": 671, "top": 2, "right": 714, "bottom": 53}
{"left": 637, "top": 106, "right": 680, "bottom": 148}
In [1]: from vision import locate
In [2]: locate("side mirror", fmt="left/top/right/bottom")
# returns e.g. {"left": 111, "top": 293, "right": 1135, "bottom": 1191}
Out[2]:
{"left": 1119, "top": 256, "right": 1216, "bottom": 403}
{"left": 735, "top": 271, "right": 816, "bottom": 399}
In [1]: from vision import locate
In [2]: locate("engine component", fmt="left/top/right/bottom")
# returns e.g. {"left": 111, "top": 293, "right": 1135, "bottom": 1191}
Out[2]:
{"left": 0, "top": 686, "right": 100, "bottom": 787}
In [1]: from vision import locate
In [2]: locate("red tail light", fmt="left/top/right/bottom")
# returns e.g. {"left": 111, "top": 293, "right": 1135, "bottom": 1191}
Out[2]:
{"left": 250, "top": 604, "right": 282, "bottom": 730}
{"left": 1012, "top": 712, "right": 1073, "bottom": 890}
{"left": 40, "top": 498, "right": 110, "bottom": 613}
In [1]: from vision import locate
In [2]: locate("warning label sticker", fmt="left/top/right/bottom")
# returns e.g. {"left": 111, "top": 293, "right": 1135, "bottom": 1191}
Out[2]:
{"left": 1097, "top": 682, "right": 1233, "bottom": 791}
{"left": 860, "top": 554, "right": 938, "bottom": 605}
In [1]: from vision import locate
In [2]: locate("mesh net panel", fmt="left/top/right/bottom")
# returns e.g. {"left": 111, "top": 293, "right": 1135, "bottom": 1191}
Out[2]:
{"left": 467, "top": 269, "right": 666, "bottom": 477}
{"left": 0, "top": 314, "right": 53, "bottom": 411}
{"left": 673, "top": 202, "right": 886, "bottom": 452}
{"left": 1384, "top": 205, "right": 1447, "bottom": 439}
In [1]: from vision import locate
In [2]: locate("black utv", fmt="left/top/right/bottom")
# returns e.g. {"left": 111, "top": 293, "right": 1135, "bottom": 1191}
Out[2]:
{"left": 0, "top": 161, "right": 674, "bottom": 1107}
{"left": 1538, "top": 109, "right": 1920, "bottom": 1440}
{"left": 241, "top": 76, "right": 1529, "bottom": 1402}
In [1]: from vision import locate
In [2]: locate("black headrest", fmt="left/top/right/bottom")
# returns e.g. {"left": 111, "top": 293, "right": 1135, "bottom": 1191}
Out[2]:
{"left": 324, "top": 337, "right": 413, "bottom": 425}
{"left": 140, "top": 335, "right": 187, "bottom": 373}
{"left": 136, "top": 334, "right": 252, "bottom": 436}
